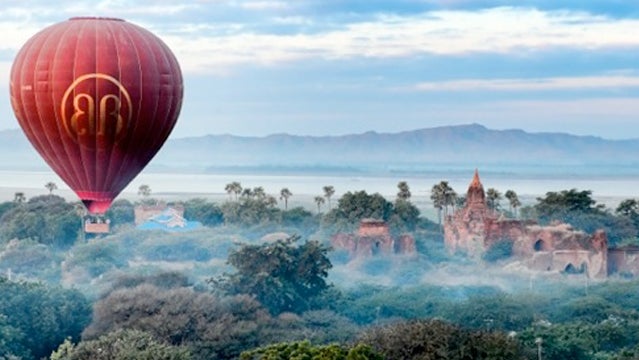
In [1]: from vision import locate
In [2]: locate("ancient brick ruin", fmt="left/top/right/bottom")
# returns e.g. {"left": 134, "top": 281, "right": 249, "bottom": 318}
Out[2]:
{"left": 443, "top": 170, "right": 627, "bottom": 279}
{"left": 331, "top": 218, "right": 416, "bottom": 258}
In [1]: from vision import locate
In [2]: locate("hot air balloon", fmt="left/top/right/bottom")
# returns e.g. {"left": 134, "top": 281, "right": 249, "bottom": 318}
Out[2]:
{"left": 9, "top": 17, "right": 183, "bottom": 214}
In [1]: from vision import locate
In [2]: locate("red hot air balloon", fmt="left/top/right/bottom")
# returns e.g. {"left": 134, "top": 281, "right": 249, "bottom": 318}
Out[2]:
{"left": 10, "top": 17, "right": 183, "bottom": 214}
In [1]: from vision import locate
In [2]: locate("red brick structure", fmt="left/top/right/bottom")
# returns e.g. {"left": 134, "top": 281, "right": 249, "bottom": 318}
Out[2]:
{"left": 608, "top": 246, "right": 639, "bottom": 277}
{"left": 331, "top": 218, "right": 416, "bottom": 258}
{"left": 444, "top": 170, "right": 609, "bottom": 278}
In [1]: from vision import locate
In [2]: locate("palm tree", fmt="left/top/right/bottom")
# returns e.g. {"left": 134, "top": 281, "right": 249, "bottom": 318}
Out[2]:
{"left": 431, "top": 181, "right": 457, "bottom": 224}
{"left": 397, "top": 181, "right": 411, "bottom": 201}
{"left": 486, "top": 188, "right": 502, "bottom": 211}
{"left": 314, "top": 196, "right": 325, "bottom": 214}
{"left": 280, "top": 188, "right": 292, "bottom": 210}
{"left": 323, "top": 186, "right": 335, "bottom": 210}
{"left": 430, "top": 183, "right": 445, "bottom": 226}
{"left": 45, "top": 181, "right": 57, "bottom": 194}
{"left": 138, "top": 184, "right": 151, "bottom": 198}
{"left": 442, "top": 184, "right": 457, "bottom": 215}
{"left": 225, "top": 181, "right": 242, "bottom": 201}
{"left": 505, "top": 190, "right": 521, "bottom": 217}
{"left": 265, "top": 195, "right": 278, "bottom": 208}
{"left": 252, "top": 187, "right": 266, "bottom": 199}
{"left": 241, "top": 188, "right": 253, "bottom": 198}
{"left": 617, "top": 199, "right": 639, "bottom": 217}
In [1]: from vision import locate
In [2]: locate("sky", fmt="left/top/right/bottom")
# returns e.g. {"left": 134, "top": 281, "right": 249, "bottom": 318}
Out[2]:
{"left": 1, "top": 0, "right": 639, "bottom": 139}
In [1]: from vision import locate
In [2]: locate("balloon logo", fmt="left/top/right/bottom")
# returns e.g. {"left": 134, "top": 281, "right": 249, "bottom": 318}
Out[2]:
{"left": 10, "top": 17, "right": 183, "bottom": 214}
{"left": 61, "top": 73, "right": 133, "bottom": 147}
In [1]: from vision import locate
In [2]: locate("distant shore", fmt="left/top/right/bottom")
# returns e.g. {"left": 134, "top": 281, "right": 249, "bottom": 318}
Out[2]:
{"left": 0, "top": 169, "right": 635, "bottom": 217}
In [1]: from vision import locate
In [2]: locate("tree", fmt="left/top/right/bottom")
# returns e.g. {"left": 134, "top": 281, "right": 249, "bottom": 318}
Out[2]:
{"left": 225, "top": 181, "right": 242, "bottom": 201}
{"left": 50, "top": 330, "right": 191, "bottom": 360}
{"left": 0, "top": 277, "right": 91, "bottom": 360}
{"left": 397, "top": 181, "right": 411, "bottom": 201}
{"left": 0, "top": 195, "right": 81, "bottom": 247}
{"left": 322, "top": 190, "right": 394, "bottom": 232}
{"left": 279, "top": 188, "right": 292, "bottom": 210}
{"left": 486, "top": 188, "right": 502, "bottom": 211}
{"left": 252, "top": 186, "right": 266, "bottom": 199}
{"left": 616, "top": 199, "right": 639, "bottom": 218}
{"left": 213, "top": 235, "right": 332, "bottom": 315}
{"left": 137, "top": 184, "right": 151, "bottom": 198}
{"left": 105, "top": 199, "right": 135, "bottom": 227}
{"left": 82, "top": 284, "right": 270, "bottom": 359}
{"left": 323, "top": 185, "right": 335, "bottom": 209}
{"left": 183, "top": 198, "right": 223, "bottom": 226}
{"left": 431, "top": 181, "right": 457, "bottom": 225}
{"left": 358, "top": 319, "right": 526, "bottom": 360}
{"left": 220, "top": 188, "right": 281, "bottom": 226}
{"left": 535, "top": 189, "right": 600, "bottom": 221}
{"left": 240, "top": 341, "right": 382, "bottom": 360}
{"left": 45, "top": 181, "right": 58, "bottom": 194}
{"left": 505, "top": 190, "right": 521, "bottom": 217}
{"left": 314, "top": 196, "right": 325, "bottom": 214}
{"left": 241, "top": 188, "right": 253, "bottom": 198}
{"left": 390, "top": 199, "right": 421, "bottom": 233}
{"left": 13, "top": 192, "right": 26, "bottom": 204}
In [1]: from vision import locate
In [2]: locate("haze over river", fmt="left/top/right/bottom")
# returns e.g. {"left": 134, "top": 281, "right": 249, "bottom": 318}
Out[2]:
{"left": 1, "top": 169, "right": 637, "bottom": 214}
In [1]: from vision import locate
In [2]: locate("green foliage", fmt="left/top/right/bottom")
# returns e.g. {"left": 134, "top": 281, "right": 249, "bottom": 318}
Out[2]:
{"left": 482, "top": 239, "right": 514, "bottom": 262}
{"left": 0, "top": 201, "right": 15, "bottom": 220}
{"left": 358, "top": 319, "right": 527, "bottom": 360}
{"left": 99, "top": 271, "right": 191, "bottom": 298}
{"left": 445, "top": 293, "right": 535, "bottom": 331}
{"left": 534, "top": 189, "right": 636, "bottom": 245}
{"left": 0, "top": 239, "right": 60, "bottom": 280}
{"left": 322, "top": 191, "right": 393, "bottom": 230}
{"left": 83, "top": 284, "right": 271, "bottom": 360}
{"left": 64, "top": 240, "right": 128, "bottom": 278}
{"left": 505, "top": 189, "right": 522, "bottom": 215}
{"left": 389, "top": 199, "right": 421, "bottom": 233}
{"left": 0, "top": 277, "right": 91, "bottom": 360}
{"left": 50, "top": 329, "right": 191, "bottom": 360}
{"left": 221, "top": 196, "right": 280, "bottom": 226}
{"left": 321, "top": 190, "right": 423, "bottom": 233}
{"left": 142, "top": 235, "right": 213, "bottom": 262}
{"left": 0, "top": 195, "right": 81, "bottom": 247}
{"left": 183, "top": 198, "right": 224, "bottom": 226}
{"left": 431, "top": 181, "right": 457, "bottom": 223}
{"left": 214, "top": 235, "right": 332, "bottom": 315}
{"left": 535, "top": 189, "right": 601, "bottom": 217}
{"left": 486, "top": 187, "right": 502, "bottom": 211}
{"left": 396, "top": 181, "right": 411, "bottom": 201}
{"left": 104, "top": 199, "right": 135, "bottom": 228}
{"left": 338, "top": 285, "right": 457, "bottom": 325}
{"left": 0, "top": 313, "right": 24, "bottom": 360}
{"left": 281, "top": 206, "right": 320, "bottom": 235}
{"left": 240, "top": 340, "right": 383, "bottom": 360}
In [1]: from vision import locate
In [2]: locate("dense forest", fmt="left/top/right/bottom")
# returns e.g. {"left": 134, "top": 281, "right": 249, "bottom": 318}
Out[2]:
{"left": 2, "top": 180, "right": 639, "bottom": 359}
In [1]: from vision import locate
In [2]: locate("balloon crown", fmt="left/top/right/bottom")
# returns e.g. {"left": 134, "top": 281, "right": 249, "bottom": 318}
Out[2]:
{"left": 69, "top": 16, "right": 124, "bottom": 22}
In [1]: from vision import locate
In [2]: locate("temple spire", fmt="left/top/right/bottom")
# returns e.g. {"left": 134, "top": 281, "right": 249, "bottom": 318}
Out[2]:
{"left": 466, "top": 168, "right": 486, "bottom": 206}
{"left": 470, "top": 168, "right": 481, "bottom": 188}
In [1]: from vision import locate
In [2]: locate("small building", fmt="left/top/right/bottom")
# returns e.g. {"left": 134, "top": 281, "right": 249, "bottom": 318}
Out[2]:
{"left": 135, "top": 203, "right": 201, "bottom": 232}
{"left": 332, "top": 218, "right": 416, "bottom": 258}
{"left": 134, "top": 202, "right": 185, "bottom": 225}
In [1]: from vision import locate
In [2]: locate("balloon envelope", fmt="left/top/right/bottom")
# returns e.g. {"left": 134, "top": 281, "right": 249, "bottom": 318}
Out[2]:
{"left": 10, "top": 17, "right": 183, "bottom": 214}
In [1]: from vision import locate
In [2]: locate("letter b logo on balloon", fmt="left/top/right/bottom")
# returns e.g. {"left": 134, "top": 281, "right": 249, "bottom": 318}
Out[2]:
{"left": 61, "top": 73, "right": 133, "bottom": 147}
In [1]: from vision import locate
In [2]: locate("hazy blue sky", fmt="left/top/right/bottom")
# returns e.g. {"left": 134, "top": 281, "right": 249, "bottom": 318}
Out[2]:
{"left": 1, "top": 1, "right": 639, "bottom": 139}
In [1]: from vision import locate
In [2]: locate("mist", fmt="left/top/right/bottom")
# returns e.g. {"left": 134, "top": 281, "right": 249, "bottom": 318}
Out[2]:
{"left": 2, "top": 175, "right": 639, "bottom": 359}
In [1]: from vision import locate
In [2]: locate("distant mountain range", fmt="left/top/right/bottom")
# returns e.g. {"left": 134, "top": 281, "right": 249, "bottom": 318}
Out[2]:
{"left": 2, "top": 123, "right": 639, "bottom": 175}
